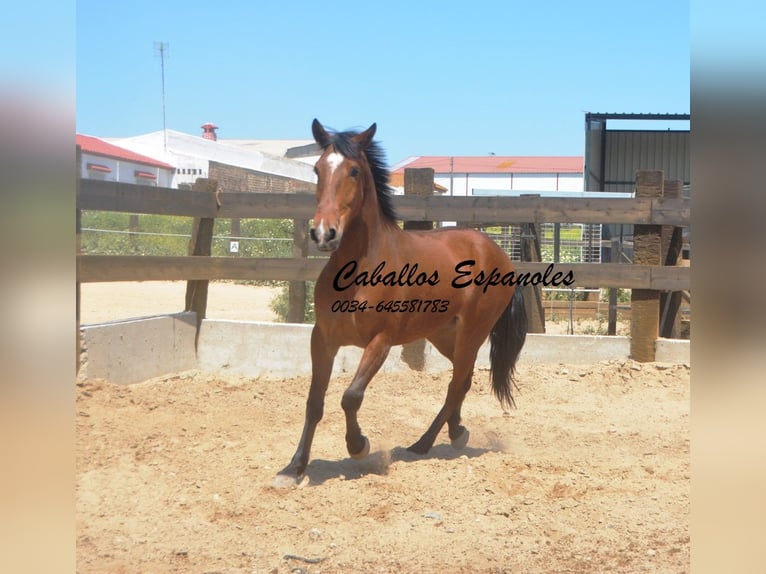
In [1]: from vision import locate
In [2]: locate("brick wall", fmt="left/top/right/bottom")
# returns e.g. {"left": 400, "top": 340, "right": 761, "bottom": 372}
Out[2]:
{"left": 208, "top": 161, "right": 315, "bottom": 194}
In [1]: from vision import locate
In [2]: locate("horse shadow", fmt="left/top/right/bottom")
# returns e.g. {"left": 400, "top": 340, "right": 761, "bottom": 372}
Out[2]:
{"left": 304, "top": 443, "right": 493, "bottom": 486}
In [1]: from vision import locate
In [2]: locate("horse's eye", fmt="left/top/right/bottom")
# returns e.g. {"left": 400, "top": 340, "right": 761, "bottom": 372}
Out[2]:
{"left": 313, "top": 166, "right": 319, "bottom": 176}
{"left": 349, "top": 167, "right": 360, "bottom": 178}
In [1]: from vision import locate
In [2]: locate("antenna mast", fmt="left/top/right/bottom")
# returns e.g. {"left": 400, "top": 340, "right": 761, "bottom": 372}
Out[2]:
{"left": 153, "top": 41, "right": 169, "bottom": 151}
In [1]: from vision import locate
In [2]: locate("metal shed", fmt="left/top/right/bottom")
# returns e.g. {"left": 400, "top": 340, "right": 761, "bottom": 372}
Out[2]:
{"left": 583, "top": 112, "right": 690, "bottom": 260}
{"left": 584, "top": 112, "right": 690, "bottom": 195}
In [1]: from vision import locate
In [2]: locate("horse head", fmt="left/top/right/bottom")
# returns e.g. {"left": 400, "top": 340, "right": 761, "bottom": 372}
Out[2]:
{"left": 309, "top": 118, "right": 376, "bottom": 252}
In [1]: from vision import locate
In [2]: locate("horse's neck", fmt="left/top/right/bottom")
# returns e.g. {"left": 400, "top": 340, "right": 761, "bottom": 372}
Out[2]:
{"left": 336, "top": 181, "right": 401, "bottom": 262}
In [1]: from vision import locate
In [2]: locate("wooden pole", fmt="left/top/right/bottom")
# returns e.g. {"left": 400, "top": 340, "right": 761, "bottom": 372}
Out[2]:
{"left": 520, "top": 220, "right": 546, "bottom": 334}
{"left": 403, "top": 168, "right": 435, "bottom": 231}
{"left": 185, "top": 178, "right": 218, "bottom": 341}
{"left": 630, "top": 171, "right": 663, "bottom": 361}
{"left": 401, "top": 168, "right": 434, "bottom": 369}
{"left": 607, "top": 238, "right": 620, "bottom": 335}
{"left": 230, "top": 218, "right": 241, "bottom": 257}
{"left": 288, "top": 218, "right": 309, "bottom": 322}
{"left": 659, "top": 180, "right": 684, "bottom": 338}
{"left": 129, "top": 214, "right": 139, "bottom": 253}
{"left": 76, "top": 145, "right": 82, "bottom": 373}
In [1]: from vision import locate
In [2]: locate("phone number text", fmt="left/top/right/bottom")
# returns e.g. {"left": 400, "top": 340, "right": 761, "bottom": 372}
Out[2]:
{"left": 331, "top": 299, "right": 450, "bottom": 313}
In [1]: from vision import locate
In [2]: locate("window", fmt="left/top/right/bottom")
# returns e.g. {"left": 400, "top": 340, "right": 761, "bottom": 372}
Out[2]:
{"left": 135, "top": 170, "right": 157, "bottom": 185}
{"left": 86, "top": 162, "right": 111, "bottom": 173}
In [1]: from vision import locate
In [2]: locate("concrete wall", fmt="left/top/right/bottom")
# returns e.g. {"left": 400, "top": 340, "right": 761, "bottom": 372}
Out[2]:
{"left": 79, "top": 312, "right": 197, "bottom": 385}
{"left": 655, "top": 337, "right": 691, "bottom": 364}
{"left": 195, "top": 322, "right": 639, "bottom": 379}
{"left": 80, "top": 316, "right": 690, "bottom": 384}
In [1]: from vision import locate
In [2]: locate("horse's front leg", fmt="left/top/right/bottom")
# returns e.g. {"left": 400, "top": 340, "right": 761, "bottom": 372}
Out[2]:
{"left": 274, "top": 326, "right": 337, "bottom": 487}
{"left": 342, "top": 334, "right": 391, "bottom": 458}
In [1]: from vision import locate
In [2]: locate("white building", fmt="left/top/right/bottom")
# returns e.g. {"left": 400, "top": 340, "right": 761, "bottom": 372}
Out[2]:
{"left": 220, "top": 138, "right": 318, "bottom": 165}
{"left": 76, "top": 134, "right": 175, "bottom": 187}
{"left": 390, "top": 155, "right": 584, "bottom": 196}
{"left": 389, "top": 155, "right": 610, "bottom": 263}
{"left": 106, "top": 125, "right": 316, "bottom": 189}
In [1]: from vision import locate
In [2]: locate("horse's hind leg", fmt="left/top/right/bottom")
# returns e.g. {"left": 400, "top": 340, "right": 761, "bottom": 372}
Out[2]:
{"left": 274, "top": 326, "right": 337, "bottom": 487}
{"left": 410, "top": 327, "right": 471, "bottom": 452}
{"left": 408, "top": 350, "right": 476, "bottom": 455}
{"left": 341, "top": 333, "right": 391, "bottom": 458}
{"left": 446, "top": 375, "right": 472, "bottom": 449}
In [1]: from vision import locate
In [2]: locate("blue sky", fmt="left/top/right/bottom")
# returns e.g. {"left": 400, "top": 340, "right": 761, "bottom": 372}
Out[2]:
{"left": 75, "top": 1, "right": 689, "bottom": 164}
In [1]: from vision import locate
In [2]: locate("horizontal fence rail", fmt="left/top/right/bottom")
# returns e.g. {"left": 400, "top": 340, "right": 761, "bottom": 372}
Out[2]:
{"left": 77, "top": 256, "right": 689, "bottom": 291}
{"left": 77, "top": 179, "right": 691, "bottom": 292}
{"left": 76, "top": 169, "right": 690, "bottom": 368}
{"left": 78, "top": 179, "right": 691, "bottom": 226}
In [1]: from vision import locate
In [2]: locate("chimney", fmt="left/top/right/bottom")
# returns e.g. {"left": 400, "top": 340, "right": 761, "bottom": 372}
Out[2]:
{"left": 201, "top": 122, "right": 219, "bottom": 141}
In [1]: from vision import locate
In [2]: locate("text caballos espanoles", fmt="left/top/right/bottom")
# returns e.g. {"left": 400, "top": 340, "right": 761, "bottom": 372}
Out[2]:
{"left": 333, "top": 260, "right": 575, "bottom": 293}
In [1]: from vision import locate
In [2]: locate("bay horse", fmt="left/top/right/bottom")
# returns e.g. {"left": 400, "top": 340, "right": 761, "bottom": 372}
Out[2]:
{"left": 274, "top": 119, "right": 527, "bottom": 486}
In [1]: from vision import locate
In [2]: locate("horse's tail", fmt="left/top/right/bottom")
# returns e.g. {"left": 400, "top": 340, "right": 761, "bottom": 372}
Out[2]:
{"left": 489, "top": 285, "right": 528, "bottom": 409}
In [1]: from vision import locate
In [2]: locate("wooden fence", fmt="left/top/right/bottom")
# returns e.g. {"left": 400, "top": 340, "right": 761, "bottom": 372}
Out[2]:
{"left": 76, "top": 168, "right": 690, "bottom": 363}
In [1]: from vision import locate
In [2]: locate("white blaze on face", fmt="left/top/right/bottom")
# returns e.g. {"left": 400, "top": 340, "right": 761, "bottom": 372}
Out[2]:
{"left": 313, "top": 151, "right": 346, "bottom": 248}
{"left": 325, "top": 152, "right": 344, "bottom": 175}
{"left": 315, "top": 219, "right": 326, "bottom": 240}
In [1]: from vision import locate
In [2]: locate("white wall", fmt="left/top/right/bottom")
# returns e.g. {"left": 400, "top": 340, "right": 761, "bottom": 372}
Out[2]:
{"left": 80, "top": 316, "right": 689, "bottom": 385}
{"left": 81, "top": 152, "right": 173, "bottom": 187}
{"left": 109, "top": 130, "right": 316, "bottom": 190}
{"left": 435, "top": 172, "right": 583, "bottom": 196}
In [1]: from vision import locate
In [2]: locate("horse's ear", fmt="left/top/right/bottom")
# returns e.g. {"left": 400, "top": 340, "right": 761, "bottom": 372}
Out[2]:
{"left": 353, "top": 122, "right": 377, "bottom": 150}
{"left": 312, "top": 119, "right": 331, "bottom": 148}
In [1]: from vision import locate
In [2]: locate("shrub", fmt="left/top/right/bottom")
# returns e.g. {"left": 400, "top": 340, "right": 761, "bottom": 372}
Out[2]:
{"left": 270, "top": 281, "right": 316, "bottom": 323}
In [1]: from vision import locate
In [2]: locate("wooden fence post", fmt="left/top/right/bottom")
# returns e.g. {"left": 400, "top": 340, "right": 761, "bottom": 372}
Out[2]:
{"left": 403, "top": 168, "right": 435, "bottom": 232}
{"left": 660, "top": 180, "right": 684, "bottom": 338}
{"left": 230, "top": 218, "right": 241, "bottom": 256}
{"left": 288, "top": 218, "right": 309, "bottom": 322}
{"left": 400, "top": 168, "right": 434, "bottom": 369}
{"left": 185, "top": 178, "right": 218, "bottom": 338}
{"left": 630, "top": 170, "right": 663, "bottom": 361}
{"left": 520, "top": 220, "right": 546, "bottom": 333}
{"left": 607, "top": 238, "right": 620, "bottom": 335}
{"left": 76, "top": 145, "right": 82, "bottom": 372}
{"left": 129, "top": 214, "right": 139, "bottom": 252}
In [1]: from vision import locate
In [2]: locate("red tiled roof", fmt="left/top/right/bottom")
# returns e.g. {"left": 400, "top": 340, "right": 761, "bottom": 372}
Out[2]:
{"left": 393, "top": 156, "right": 583, "bottom": 175}
{"left": 76, "top": 134, "right": 174, "bottom": 169}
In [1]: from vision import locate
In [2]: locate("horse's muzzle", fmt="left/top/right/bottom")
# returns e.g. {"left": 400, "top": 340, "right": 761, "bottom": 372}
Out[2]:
{"left": 310, "top": 226, "right": 339, "bottom": 252}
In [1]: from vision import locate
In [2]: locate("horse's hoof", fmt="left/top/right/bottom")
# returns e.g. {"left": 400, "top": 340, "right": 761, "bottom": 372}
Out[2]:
{"left": 407, "top": 440, "right": 431, "bottom": 455}
{"left": 349, "top": 436, "right": 370, "bottom": 459}
{"left": 273, "top": 473, "right": 300, "bottom": 489}
{"left": 451, "top": 428, "right": 470, "bottom": 450}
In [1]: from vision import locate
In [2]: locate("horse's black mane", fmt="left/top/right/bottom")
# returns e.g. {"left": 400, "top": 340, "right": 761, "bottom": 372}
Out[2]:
{"left": 322, "top": 129, "right": 398, "bottom": 223}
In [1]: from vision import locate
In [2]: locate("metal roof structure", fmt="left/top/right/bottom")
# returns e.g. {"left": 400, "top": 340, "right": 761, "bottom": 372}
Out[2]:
{"left": 76, "top": 134, "right": 174, "bottom": 169}
{"left": 219, "top": 138, "right": 316, "bottom": 159}
{"left": 107, "top": 130, "right": 316, "bottom": 184}
{"left": 392, "top": 155, "right": 583, "bottom": 175}
{"left": 584, "top": 112, "right": 690, "bottom": 194}
{"left": 584, "top": 112, "right": 690, "bottom": 122}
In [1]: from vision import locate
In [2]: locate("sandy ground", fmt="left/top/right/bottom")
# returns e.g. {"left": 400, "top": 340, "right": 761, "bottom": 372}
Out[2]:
{"left": 79, "top": 281, "right": 281, "bottom": 325}
{"left": 76, "top": 362, "right": 689, "bottom": 573}
{"left": 76, "top": 283, "right": 688, "bottom": 573}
